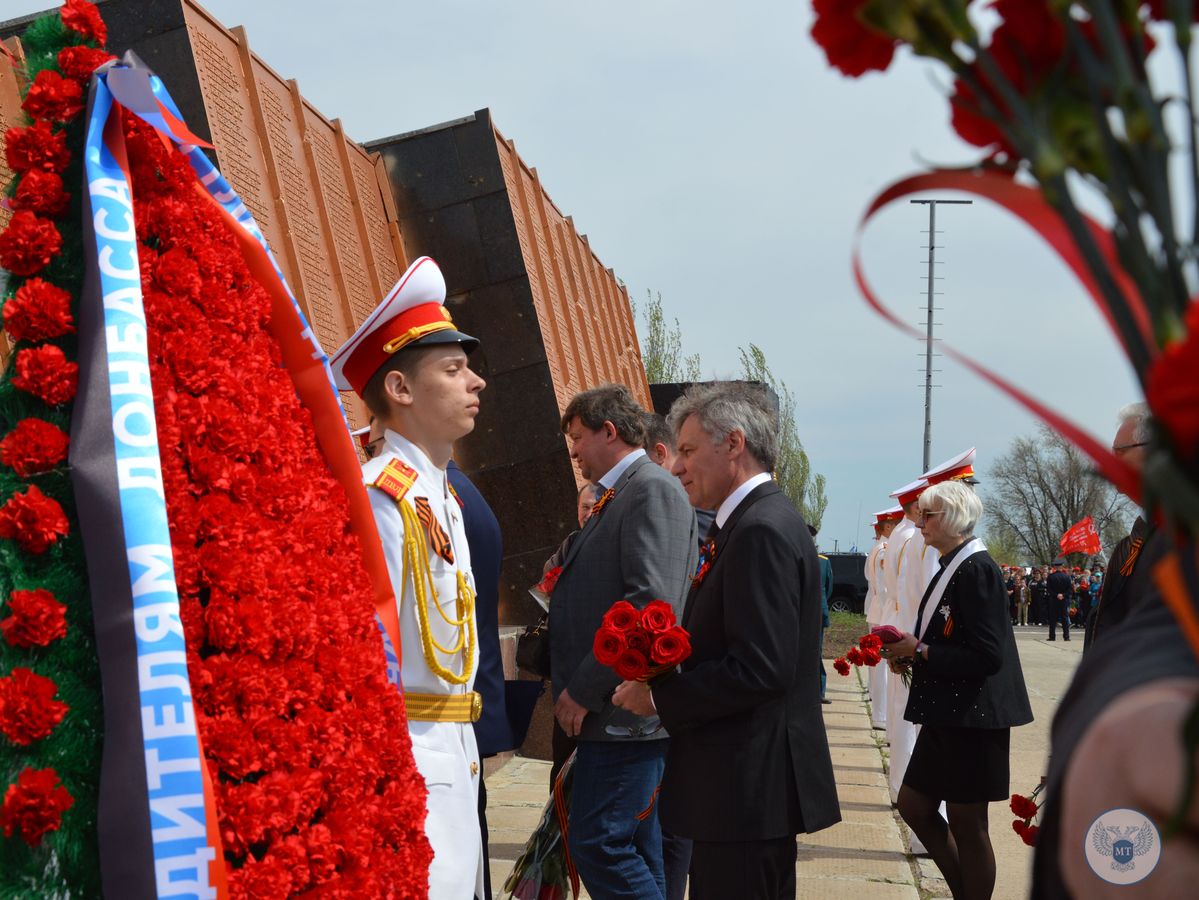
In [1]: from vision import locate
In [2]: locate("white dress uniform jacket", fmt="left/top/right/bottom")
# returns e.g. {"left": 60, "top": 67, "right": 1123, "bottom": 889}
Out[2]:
{"left": 863, "top": 536, "right": 889, "bottom": 729}
{"left": 364, "top": 430, "right": 484, "bottom": 899}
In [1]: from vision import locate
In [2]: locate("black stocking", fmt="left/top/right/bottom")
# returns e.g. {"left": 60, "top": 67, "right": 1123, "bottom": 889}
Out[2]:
{"left": 897, "top": 785, "right": 962, "bottom": 897}
{"left": 946, "top": 800, "right": 995, "bottom": 900}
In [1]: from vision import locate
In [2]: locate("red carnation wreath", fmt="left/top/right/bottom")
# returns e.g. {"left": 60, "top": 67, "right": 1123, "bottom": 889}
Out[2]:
{"left": 0, "top": 485, "right": 70, "bottom": 554}
{"left": 11, "top": 345, "right": 78, "bottom": 407}
{"left": 0, "top": 589, "right": 68, "bottom": 649}
{"left": 0, "top": 419, "right": 71, "bottom": 478}
{"left": 0, "top": 211, "right": 63, "bottom": 276}
{"left": 0, "top": 767, "right": 74, "bottom": 847}
{"left": 3, "top": 120, "right": 71, "bottom": 174}
{"left": 0, "top": 668, "right": 70, "bottom": 746}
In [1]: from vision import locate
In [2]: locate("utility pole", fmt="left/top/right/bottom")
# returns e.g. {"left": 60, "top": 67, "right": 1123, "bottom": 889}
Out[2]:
{"left": 910, "top": 198, "right": 972, "bottom": 472}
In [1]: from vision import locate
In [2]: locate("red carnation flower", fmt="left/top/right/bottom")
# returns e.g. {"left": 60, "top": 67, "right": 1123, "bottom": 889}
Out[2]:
{"left": 60, "top": 0, "right": 108, "bottom": 45}
{"left": 1021, "top": 824, "right": 1039, "bottom": 847}
{"left": 859, "top": 647, "right": 882, "bottom": 667}
{"left": 593, "top": 625, "right": 625, "bottom": 667}
{"left": 613, "top": 647, "right": 649, "bottom": 681}
{"left": 0, "top": 767, "right": 73, "bottom": 846}
{"left": 1010, "top": 793, "right": 1040, "bottom": 820}
{"left": 810, "top": 0, "right": 897, "bottom": 78}
{"left": 1, "top": 589, "right": 68, "bottom": 648}
{"left": 651, "top": 627, "right": 691, "bottom": 668}
{"left": 602, "top": 600, "right": 640, "bottom": 632}
{"left": 847, "top": 646, "right": 864, "bottom": 666}
{"left": 834, "top": 657, "right": 851, "bottom": 676}
{"left": 639, "top": 599, "right": 675, "bottom": 635}
{"left": 0, "top": 418, "right": 70, "bottom": 478}
{"left": 536, "top": 565, "right": 563, "bottom": 595}
{"left": 859, "top": 633, "right": 882, "bottom": 651}
{"left": 12, "top": 169, "right": 70, "bottom": 218}
{"left": 0, "top": 485, "right": 71, "bottom": 554}
{"left": 1147, "top": 303, "right": 1199, "bottom": 459}
{"left": 22, "top": 69, "right": 85, "bottom": 123}
{"left": 0, "top": 668, "right": 69, "bottom": 746}
{"left": 0, "top": 211, "right": 63, "bottom": 276}
{"left": 1012, "top": 819, "right": 1028, "bottom": 836}
{"left": 3, "top": 121, "right": 70, "bottom": 174}
{"left": 12, "top": 345, "right": 79, "bottom": 407}
{"left": 57, "top": 44, "right": 115, "bottom": 82}
{"left": 155, "top": 247, "right": 204, "bottom": 299}
{"left": 2, "top": 278, "right": 75, "bottom": 343}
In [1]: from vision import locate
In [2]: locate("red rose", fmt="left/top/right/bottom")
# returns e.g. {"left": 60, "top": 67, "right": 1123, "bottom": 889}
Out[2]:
{"left": 592, "top": 625, "right": 625, "bottom": 667}
{"left": 57, "top": 45, "right": 115, "bottom": 82}
{"left": 602, "top": 600, "right": 640, "bottom": 632}
{"left": 0, "top": 668, "right": 70, "bottom": 746}
{"left": 626, "top": 629, "right": 652, "bottom": 655}
{"left": 1, "top": 588, "right": 68, "bottom": 648}
{"left": 60, "top": 0, "right": 108, "bottom": 45}
{"left": 859, "top": 633, "right": 882, "bottom": 651}
{"left": 833, "top": 657, "right": 851, "bottom": 677}
{"left": 650, "top": 627, "right": 691, "bottom": 668}
{"left": 537, "top": 565, "right": 563, "bottom": 595}
{"left": 639, "top": 599, "right": 675, "bottom": 634}
{"left": 12, "top": 345, "right": 79, "bottom": 406}
{"left": 2, "top": 278, "right": 75, "bottom": 343}
{"left": 22, "top": 69, "right": 85, "bottom": 123}
{"left": 0, "top": 485, "right": 71, "bottom": 554}
{"left": 12, "top": 169, "right": 70, "bottom": 218}
{"left": 847, "top": 646, "right": 864, "bottom": 666}
{"left": 0, "top": 767, "right": 73, "bottom": 846}
{"left": 4, "top": 121, "right": 70, "bottom": 173}
{"left": 1021, "top": 824, "right": 1039, "bottom": 847}
{"left": 810, "top": 0, "right": 897, "bottom": 78}
{"left": 0, "top": 418, "right": 71, "bottom": 477}
{"left": 1147, "top": 304, "right": 1199, "bottom": 459}
{"left": 613, "top": 647, "right": 649, "bottom": 681}
{"left": 1010, "top": 793, "right": 1039, "bottom": 820}
{"left": 0, "top": 211, "right": 64, "bottom": 276}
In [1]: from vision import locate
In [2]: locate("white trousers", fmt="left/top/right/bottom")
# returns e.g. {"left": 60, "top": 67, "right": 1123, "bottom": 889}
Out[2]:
{"left": 410, "top": 720, "right": 484, "bottom": 899}
{"left": 868, "top": 658, "right": 889, "bottom": 728}
{"left": 885, "top": 672, "right": 916, "bottom": 804}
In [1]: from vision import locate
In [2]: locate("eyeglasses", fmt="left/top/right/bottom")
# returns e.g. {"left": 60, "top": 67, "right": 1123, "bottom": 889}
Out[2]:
{"left": 1111, "top": 441, "right": 1148, "bottom": 455}
{"left": 915, "top": 510, "right": 943, "bottom": 524}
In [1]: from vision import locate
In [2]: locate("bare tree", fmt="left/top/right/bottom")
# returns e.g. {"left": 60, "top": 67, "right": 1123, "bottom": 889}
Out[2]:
{"left": 633, "top": 290, "right": 701, "bottom": 384}
{"left": 983, "top": 425, "right": 1130, "bottom": 565}
{"left": 739, "top": 344, "right": 828, "bottom": 531}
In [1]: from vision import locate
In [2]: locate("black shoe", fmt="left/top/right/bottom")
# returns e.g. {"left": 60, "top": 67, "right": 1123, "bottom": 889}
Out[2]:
{"left": 1064, "top": 638, "right": 1071, "bottom": 641}
{"left": 821, "top": 698, "right": 832, "bottom": 705}
{"left": 1047, "top": 638, "right": 1055, "bottom": 641}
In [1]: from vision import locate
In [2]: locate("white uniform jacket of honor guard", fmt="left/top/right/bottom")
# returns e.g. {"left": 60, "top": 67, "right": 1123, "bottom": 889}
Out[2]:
{"left": 864, "top": 536, "right": 886, "bottom": 625}
{"left": 878, "top": 518, "right": 915, "bottom": 631}
{"left": 364, "top": 429, "right": 484, "bottom": 899}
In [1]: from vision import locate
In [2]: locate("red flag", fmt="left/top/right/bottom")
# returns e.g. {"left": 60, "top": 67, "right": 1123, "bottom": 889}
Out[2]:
{"left": 1060, "top": 517, "right": 1102, "bottom": 556}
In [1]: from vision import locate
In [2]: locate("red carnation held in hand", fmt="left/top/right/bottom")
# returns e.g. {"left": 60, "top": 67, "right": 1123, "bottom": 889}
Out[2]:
{"left": 833, "top": 657, "right": 851, "bottom": 677}
{"left": 0, "top": 485, "right": 70, "bottom": 554}
{"left": 0, "top": 767, "right": 73, "bottom": 847}
{"left": 12, "top": 169, "right": 70, "bottom": 218}
{"left": 0, "top": 211, "right": 63, "bottom": 276}
{"left": 57, "top": 45, "right": 115, "bottom": 82}
{"left": 0, "top": 668, "right": 69, "bottom": 746}
{"left": 12, "top": 345, "right": 79, "bottom": 406}
{"left": 536, "top": 565, "right": 563, "bottom": 595}
{"left": 1010, "top": 793, "right": 1039, "bottom": 820}
{"left": 1146, "top": 300, "right": 1199, "bottom": 459}
{"left": 602, "top": 600, "right": 641, "bottom": 632}
{"left": 810, "top": 0, "right": 897, "bottom": 78}
{"left": 4, "top": 121, "right": 71, "bottom": 174}
{"left": 1, "top": 589, "right": 68, "bottom": 649}
{"left": 2, "top": 278, "right": 75, "bottom": 343}
{"left": 21, "top": 69, "right": 85, "bottom": 123}
{"left": 59, "top": 0, "right": 108, "bottom": 45}
{"left": 0, "top": 418, "right": 71, "bottom": 478}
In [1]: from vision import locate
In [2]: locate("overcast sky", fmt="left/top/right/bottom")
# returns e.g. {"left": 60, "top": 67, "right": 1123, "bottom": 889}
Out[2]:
{"left": 8, "top": 0, "right": 1145, "bottom": 553}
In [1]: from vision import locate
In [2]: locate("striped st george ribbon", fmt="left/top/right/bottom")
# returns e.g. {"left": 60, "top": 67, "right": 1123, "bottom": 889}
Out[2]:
{"left": 414, "top": 496, "right": 455, "bottom": 564}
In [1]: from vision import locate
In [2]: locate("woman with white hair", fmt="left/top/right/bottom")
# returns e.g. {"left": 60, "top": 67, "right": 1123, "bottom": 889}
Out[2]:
{"left": 880, "top": 480, "right": 1033, "bottom": 899}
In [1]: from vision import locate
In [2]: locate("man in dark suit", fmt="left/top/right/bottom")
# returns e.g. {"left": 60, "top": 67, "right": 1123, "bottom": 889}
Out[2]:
{"left": 1046, "top": 561, "right": 1074, "bottom": 641}
{"left": 614, "top": 381, "right": 840, "bottom": 900}
{"left": 551, "top": 384, "right": 697, "bottom": 900}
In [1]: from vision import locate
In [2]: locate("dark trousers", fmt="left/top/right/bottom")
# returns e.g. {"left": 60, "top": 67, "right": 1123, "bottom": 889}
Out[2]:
{"left": 570, "top": 740, "right": 668, "bottom": 899}
{"left": 662, "top": 830, "right": 692, "bottom": 900}
{"left": 1048, "top": 600, "right": 1071, "bottom": 640}
{"left": 477, "top": 771, "right": 490, "bottom": 900}
{"left": 550, "top": 719, "right": 577, "bottom": 788}
{"left": 689, "top": 835, "right": 797, "bottom": 900}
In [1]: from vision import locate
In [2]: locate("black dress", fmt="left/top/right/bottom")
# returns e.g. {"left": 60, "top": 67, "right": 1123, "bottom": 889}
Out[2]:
{"left": 903, "top": 540, "right": 1034, "bottom": 803}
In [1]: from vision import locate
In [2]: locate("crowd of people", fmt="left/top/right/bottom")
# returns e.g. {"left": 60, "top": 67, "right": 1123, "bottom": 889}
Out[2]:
{"left": 1001, "top": 565, "right": 1104, "bottom": 632}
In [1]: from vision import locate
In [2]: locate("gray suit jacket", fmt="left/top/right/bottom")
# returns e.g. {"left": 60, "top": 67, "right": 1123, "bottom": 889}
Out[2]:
{"left": 550, "top": 454, "right": 698, "bottom": 741}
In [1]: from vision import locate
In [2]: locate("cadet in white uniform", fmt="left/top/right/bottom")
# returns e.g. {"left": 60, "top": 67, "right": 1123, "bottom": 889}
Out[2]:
{"left": 864, "top": 507, "right": 902, "bottom": 730}
{"left": 331, "top": 257, "right": 487, "bottom": 899}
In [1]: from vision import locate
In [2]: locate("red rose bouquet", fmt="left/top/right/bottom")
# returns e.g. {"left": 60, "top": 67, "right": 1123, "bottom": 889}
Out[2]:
{"left": 592, "top": 599, "right": 691, "bottom": 681}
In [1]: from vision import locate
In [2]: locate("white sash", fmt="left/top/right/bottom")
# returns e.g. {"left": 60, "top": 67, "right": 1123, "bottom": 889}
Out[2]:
{"left": 915, "top": 538, "right": 985, "bottom": 639}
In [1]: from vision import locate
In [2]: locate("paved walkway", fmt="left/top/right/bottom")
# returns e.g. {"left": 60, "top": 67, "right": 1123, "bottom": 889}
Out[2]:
{"left": 485, "top": 626, "right": 1082, "bottom": 898}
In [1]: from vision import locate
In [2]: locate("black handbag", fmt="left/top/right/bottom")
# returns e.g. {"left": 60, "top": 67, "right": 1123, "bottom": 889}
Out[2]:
{"left": 516, "top": 612, "right": 551, "bottom": 679}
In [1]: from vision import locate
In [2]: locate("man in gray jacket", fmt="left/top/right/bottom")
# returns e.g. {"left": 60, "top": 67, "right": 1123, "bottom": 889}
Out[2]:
{"left": 551, "top": 384, "right": 698, "bottom": 900}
